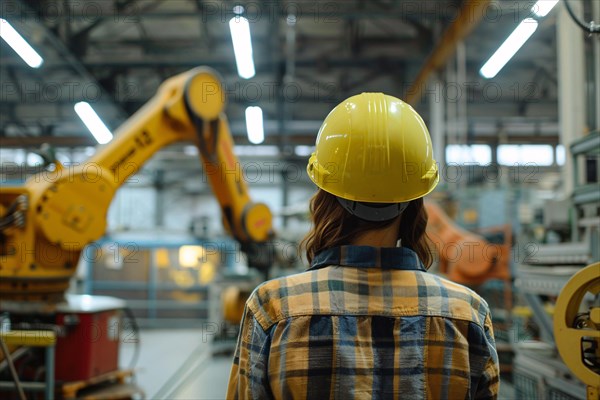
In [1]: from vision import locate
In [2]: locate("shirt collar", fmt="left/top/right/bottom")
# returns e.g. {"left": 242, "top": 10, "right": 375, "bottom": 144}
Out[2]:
{"left": 308, "top": 245, "right": 427, "bottom": 272}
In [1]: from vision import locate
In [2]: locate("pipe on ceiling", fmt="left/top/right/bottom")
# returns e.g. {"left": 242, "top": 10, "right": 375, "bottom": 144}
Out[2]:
{"left": 405, "top": 0, "right": 492, "bottom": 105}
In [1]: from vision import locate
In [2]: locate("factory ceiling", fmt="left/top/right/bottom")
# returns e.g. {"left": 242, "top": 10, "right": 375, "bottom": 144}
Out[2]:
{"left": 1, "top": 0, "right": 567, "bottom": 152}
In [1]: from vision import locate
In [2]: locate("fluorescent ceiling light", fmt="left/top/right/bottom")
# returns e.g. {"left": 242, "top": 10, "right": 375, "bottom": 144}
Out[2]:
{"left": 229, "top": 16, "right": 255, "bottom": 79}
{"left": 245, "top": 106, "right": 264, "bottom": 144}
{"left": 74, "top": 102, "right": 113, "bottom": 144}
{"left": 480, "top": 18, "right": 538, "bottom": 79}
{"left": 531, "top": 0, "right": 559, "bottom": 17}
{"left": 0, "top": 18, "right": 44, "bottom": 68}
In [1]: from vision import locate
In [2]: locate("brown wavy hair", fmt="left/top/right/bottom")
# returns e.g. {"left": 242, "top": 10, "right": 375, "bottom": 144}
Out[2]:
{"left": 300, "top": 189, "right": 432, "bottom": 268}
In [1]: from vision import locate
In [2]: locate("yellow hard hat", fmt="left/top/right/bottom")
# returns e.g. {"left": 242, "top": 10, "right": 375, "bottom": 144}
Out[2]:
{"left": 307, "top": 93, "right": 439, "bottom": 204}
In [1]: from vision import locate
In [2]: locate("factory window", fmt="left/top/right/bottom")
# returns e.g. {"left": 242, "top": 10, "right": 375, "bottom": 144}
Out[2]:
{"left": 445, "top": 144, "right": 491, "bottom": 165}
{"left": 0, "top": 148, "right": 26, "bottom": 165}
{"left": 55, "top": 148, "right": 72, "bottom": 165}
{"left": 26, "top": 152, "right": 44, "bottom": 166}
{"left": 497, "top": 144, "right": 554, "bottom": 166}
{"left": 556, "top": 144, "right": 565, "bottom": 166}
{"left": 184, "top": 145, "right": 199, "bottom": 156}
{"left": 234, "top": 145, "right": 279, "bottom": 156}
{"left": 294, "top": 145, "right": 315, "bottom": 157}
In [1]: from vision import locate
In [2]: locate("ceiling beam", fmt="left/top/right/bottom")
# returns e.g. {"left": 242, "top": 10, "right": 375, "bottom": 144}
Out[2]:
{"left": 6, "top": 0, "right": 128, "bottom": 121}
{"left": 5, "top": 9, "right": 456, "bottom": 22}
{"left": 0, "top": 135, "right": 97, "bottom": 147}
{"left": 406, "top": 0, "right": 492, "bottom": 104}
{"left": 0, "top": 97, "right": 560, "bottom": 108}
{"left": 0, "top": 132, "right": 560, "bottom": 149}
{"left": 0, "top": 57, "right": 555, "bottom": 75}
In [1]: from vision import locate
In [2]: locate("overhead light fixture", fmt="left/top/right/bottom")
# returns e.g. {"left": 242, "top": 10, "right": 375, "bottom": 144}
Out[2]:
{"left": 531, "top": 0, "right": 559, "bottom": 17}
{"left": 0, "top": 18, "right": 44, "bottom": 68}
{"left": 245, "top": 106, "right": 264, "bottom": 144}
{"left": 74, "top": 102, "right": 113, "bottom": 144}
{"left": 480, "top": 18, "right": 539, "bottom": 79}
{"left": 229, "top": 13, "right": 255, "bottom": 79}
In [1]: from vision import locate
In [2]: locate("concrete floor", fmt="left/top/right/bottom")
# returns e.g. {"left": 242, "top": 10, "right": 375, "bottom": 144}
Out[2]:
{"left": 120, "top": 329, "right": 232, "bottom": 399}
{"left": 121, "top": 329, "right": 515, "bottom": 399}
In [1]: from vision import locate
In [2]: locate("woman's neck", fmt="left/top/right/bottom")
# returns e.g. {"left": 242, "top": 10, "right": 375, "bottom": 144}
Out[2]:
{"left": 351, "top": 217, "right": 401, "bottom": 247}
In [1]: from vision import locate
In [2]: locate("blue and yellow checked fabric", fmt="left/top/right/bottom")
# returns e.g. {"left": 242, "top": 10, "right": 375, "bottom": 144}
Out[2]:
{"left": 227, "top": 245, "right": 499, "bottom": 399}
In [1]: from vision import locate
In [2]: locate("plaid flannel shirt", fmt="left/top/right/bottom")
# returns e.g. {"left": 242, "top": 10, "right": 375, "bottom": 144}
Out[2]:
{"left": 227, "top": 245, "right": 499, "bottom": 399}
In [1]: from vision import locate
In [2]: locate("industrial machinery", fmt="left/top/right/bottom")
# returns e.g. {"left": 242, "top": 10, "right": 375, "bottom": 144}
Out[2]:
{"left": 554, "top": 262, "right": 600, "bottom": 400}
{"left": 425, "top": 200, "right": 515, "bottom": 372}
{"left": 510, "top": 129, "right": 599, "bottom": 399}
{"left": 0, "top": 67, "right": 273, "bottom": 397}
{"left": 425, "top": 201, "right": 512, "bottom": 286}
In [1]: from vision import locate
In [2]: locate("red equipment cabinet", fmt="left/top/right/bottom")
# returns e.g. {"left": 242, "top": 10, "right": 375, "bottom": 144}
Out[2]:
{"left": 54, "top": 295, "right": 124, "bottom": 382}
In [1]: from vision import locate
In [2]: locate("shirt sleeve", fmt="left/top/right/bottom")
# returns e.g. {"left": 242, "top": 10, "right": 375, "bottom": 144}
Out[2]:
{"left": 475, "top": 312, "right": 500, "bottom": 400}
{"left": 226, "top": 305, "right": 273, "bottom": 400}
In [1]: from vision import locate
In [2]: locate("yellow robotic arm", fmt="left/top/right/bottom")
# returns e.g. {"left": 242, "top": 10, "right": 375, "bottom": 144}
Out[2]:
{"left": 0, "top": 67, "right": 273, "bottom": 302}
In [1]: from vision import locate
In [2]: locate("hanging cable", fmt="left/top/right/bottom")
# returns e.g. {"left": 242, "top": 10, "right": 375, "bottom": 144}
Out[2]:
{"left": 0, "top": 196, "right": 28, "bottom": 231}
{"left": 564, "top": 0, "right": 600, "bottom": 34}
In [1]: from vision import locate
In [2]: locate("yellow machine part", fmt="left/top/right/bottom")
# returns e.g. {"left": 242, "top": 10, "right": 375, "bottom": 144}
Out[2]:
{"left": 222, "top": 286, "right": 251, "bottom": 325}
{"left": 0, "top": 330, "right": 57, "bottom": 347}
{"left": 0, "top": 67, "right": 272, "bottom": 302}
{"left": 554, "top": 262, "right": 600, "bottom": 398}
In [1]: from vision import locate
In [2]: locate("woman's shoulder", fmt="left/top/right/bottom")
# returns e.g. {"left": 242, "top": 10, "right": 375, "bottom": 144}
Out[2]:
{"left": 244, "top": 269, "right": 323, "bottom": 330}
{"left": 243, "top": 268, "right": 492, "bottom": 332}
{"left": 416, "top": 271, "right": 492, "bottom": 327}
